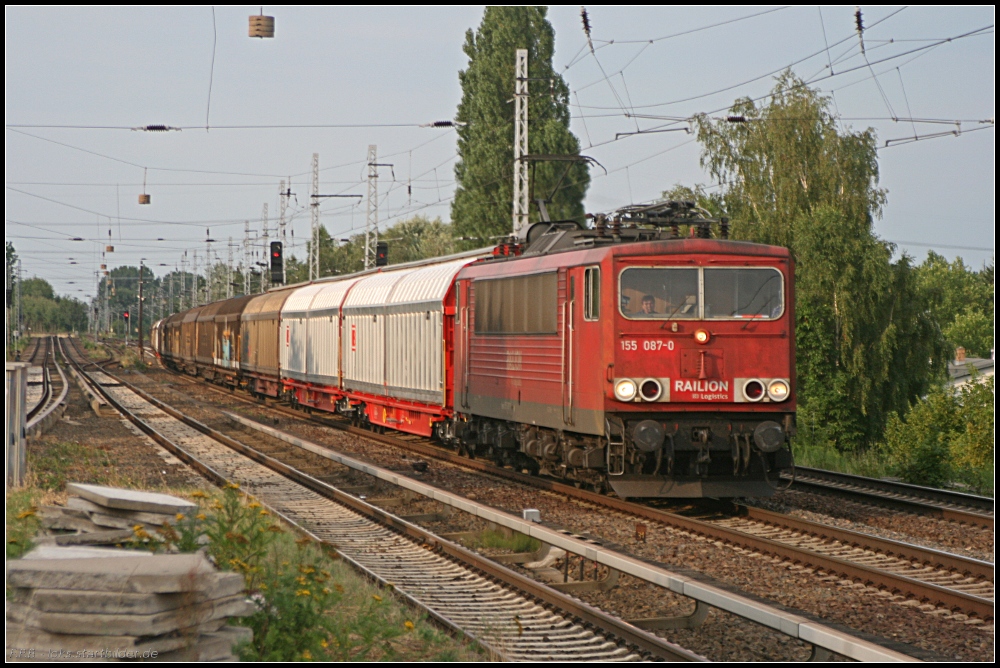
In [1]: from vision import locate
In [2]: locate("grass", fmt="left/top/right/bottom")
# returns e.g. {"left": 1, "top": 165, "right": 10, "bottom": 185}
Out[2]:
{"left": 792, "top": 440, "right": 892, "bottom": 479}
{"left": 6, "top": 488, "right": 43, "bottom": 559}
{"left": 27, "top": 440, "right": 143, "bottom": 492}
{"left": 462, "top": 528, "right": 540, "bottom": 554}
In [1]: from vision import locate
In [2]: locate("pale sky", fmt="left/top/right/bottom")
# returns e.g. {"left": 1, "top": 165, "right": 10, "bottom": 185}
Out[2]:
{"left": 5, "top": 6, "right": 995, "bottom": 300}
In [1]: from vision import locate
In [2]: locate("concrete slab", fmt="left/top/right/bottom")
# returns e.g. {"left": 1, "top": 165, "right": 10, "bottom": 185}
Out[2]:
{"left": 87, "top": 512, "right": 168, "bottom": 532}
{"left": 33, "top": 529, "right": 136, "bottom": 547}
{"left": 7, "top": 552, "right": 219, "bottom": 593}
{"left": 13, "top": 577, "right": 245, "bottom": 614}
{"left": 67, "top": 496, "right": 179, "bottom": 525}
{"left": 66, "top": 483, "right": 197, "bottom": 516}
{"left": 147, "top": 629, "right": 248, "bottom": 662}
{"left": 4, "top": 622, "right": 193, "bottom": 655}
{"left": 37, "top": 505, "right": 90, "bottom": 520}
{"left": 9, "top": 594, "right": 254, "bottom": 637}
{"left": 38, "top": 513, "right": 104, "bottom": 534}
{"left": 21, "top": 545, "right": 152, "bottom": 560}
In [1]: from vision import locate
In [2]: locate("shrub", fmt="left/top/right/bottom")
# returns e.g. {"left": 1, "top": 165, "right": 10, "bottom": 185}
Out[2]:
{"left": 880, "top": 386, "right": 957, "bottom": 488}
{"left": 950, "top": 375, "right": 994, "bottom": 494}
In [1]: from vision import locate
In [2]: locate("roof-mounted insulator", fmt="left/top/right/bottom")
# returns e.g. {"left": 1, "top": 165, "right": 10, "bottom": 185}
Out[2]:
{"left": 133, "top": 125, "right": 179, "bottom": 132}
{"left": 727, "top": 115, "right": 747, "bottom": 123}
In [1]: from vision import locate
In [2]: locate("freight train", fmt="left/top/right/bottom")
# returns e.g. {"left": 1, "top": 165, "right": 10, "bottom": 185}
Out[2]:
{"left": 153, "top": 201, "right": 795, "bottom": 498}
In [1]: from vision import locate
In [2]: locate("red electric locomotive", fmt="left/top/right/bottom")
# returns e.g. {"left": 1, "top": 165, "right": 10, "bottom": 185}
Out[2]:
{"left": 443, "top": 202, "right": 795, "bottom": 498}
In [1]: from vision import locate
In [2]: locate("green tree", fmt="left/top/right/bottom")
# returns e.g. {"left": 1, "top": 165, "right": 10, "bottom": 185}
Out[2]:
{"left": 17, "top": 277, "right": 88, "bottom": 334}
{"left": 695, "top": 72, "right": 947, "bottom": 451}
{"left": 914, "top": 252, "right": 994, "bottom": 358}
{"left": 452, "top": 7, "right": 589, "bottom": 246}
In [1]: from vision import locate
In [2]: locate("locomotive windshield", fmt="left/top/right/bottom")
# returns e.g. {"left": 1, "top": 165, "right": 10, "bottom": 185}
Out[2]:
{"left": 619, "top": 266, "right": 783, "bottom": 320}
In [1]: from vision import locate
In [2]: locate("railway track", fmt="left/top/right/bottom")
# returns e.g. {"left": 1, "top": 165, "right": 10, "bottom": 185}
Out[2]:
{"left": 24, "top": 336, "right": 51, "bottom": 420}
{"left": 61, "top": 338, "right": 701, "bottom": 662}
{"left": 24, "top": 336, "right": 69, "bottom": 437}
{"left": 133, "top": 350, "right": 995, "bottom": 623}
{"left": 786, "top": 467, "right": 994, "bottom": 530}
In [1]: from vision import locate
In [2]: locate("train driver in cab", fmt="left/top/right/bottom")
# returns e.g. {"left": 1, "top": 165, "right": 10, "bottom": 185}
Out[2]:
{"left": 640, "top": 294, "right": 657, "bottom": 315}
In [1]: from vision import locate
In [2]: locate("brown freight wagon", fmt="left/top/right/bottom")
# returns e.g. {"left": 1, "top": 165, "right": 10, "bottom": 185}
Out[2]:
{"left": 163, "top": 311, "right": 186, "bottom": 363}
{"left": 194, "top": 300, "right": 226, "bottom": 378}
{"left": 241, "top": 290, "right": 293, "bottom": 397}
{"left": 214, "top": 294, "right": 255, "bottom": 387}
{"left": 178, "top": 306, "right": 205, "bottom": 373}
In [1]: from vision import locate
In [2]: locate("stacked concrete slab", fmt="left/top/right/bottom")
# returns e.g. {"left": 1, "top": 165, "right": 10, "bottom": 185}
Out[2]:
{"left": 36, "top": 483, "right": 199, "bottom": 548}
{"left": 6, "top": 546, "right": 253, "bottom": 661}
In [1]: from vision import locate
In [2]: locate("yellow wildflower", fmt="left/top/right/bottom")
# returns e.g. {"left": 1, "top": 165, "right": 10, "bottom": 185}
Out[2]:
{"left": 322, "top": 587, "right": 331, "bottom": 595}
{"left": 404, "top": 621, "right": 414, "bottom": 631}
{"left": 319, "top": 639, "right": 328, "bottom": 649}
{"left": 259, "top": 509, "right": 269, "bottom": 516}
{"left": 301, "top": 649, "right": 312, "bottom": 660}
{"left": 248, "top": 501, "right": 261, "bottom": 509}
{"left": 196, "top": 513, "right": 207, "bottom": 520}
{"left": 296, "top": 576, "right": 307, "bottom": 585}
{"left": 225, "top": 482, "right": 240, "bottom": 489}
{"left": 334, "top": 584, "right": 344, "bottom": 594}
{"left": 372, "top": 594, "right": 382, "bottom": 602}
{"left": 190, "top": 490, "right": 208, "bottom": 499}
{"left": 175, "top": 513, "right": 185, "bottom": 521}
{"left": 295, "top": 589, "right": 311, "bottom": 597}
{"left": 267, "top": 525, "right": 283, "bottom": 533}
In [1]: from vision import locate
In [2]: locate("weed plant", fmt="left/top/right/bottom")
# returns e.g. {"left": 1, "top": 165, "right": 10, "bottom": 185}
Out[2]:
{"left": 124, "top": 484, "right": 482, "bottom": 661}
{"left": 6, "top": 488, "right": 42, "bottom": 559}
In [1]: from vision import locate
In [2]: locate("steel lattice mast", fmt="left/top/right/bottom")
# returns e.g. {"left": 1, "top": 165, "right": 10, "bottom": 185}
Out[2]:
{"left": 512, "top": 48, "right": 529, "bottom": 237}
{"left": 365, "top": 145, "right": 379, "bottom": 270}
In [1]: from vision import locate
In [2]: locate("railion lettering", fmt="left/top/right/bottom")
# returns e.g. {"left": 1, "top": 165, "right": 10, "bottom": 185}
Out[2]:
{"left": 674, "top": 380, "right": 729, "bottom": 393}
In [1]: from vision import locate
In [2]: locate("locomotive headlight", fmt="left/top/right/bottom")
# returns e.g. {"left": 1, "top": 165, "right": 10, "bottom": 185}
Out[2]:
{"left": 614, "top": 379, "right": 638, "bottom": 402}
{"left": 742, "top": 379, "right": 766, "bottom": 402}
{"left": 767, "top": 379, "right": 790, "bottom": 402}
{"left": 693, "top": 329, "right": 711, "bottom": 344}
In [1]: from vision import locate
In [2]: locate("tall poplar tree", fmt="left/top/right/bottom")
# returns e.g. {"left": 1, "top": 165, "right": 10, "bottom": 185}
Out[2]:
{"left": 696, "top": 72, "right": 947, "bottom": 452}
{"left": 452, "top": 7, "right": 589, "bottom": 244}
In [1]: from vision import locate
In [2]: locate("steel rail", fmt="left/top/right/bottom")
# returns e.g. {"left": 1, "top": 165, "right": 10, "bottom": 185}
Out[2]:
{"left": 25, "top": 336, "right": 52, "bottom": 421}
{"left": 787, "top": 467, "right": 994, "bottom": 529}
{"left": 26, "top": 337, "right": 70, "bottom": 437}
{"left": 152, "top": 361, "right": 994, "bottom": 621}
{"left": 63, "top": 342, "right": 701, "bottom": 662}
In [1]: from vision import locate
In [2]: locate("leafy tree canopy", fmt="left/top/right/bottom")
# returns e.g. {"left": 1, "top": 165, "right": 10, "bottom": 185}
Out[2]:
{"left": 452, "top": 7, "right": 589, "bottom": 246}
{"left": 914, "top": 251, "right": 994, "bottom": 357}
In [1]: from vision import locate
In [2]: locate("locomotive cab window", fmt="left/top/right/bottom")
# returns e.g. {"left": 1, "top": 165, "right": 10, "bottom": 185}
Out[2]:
{"left": 584, "top": 267, "right": 600, "bottom": 321}
{"left": 704, "top": 268, "right": 783, "bottom": 319}
{"left": 620, "top": 267, "right": 699, "bottom": 319}
{"left": 620, "top": 266, "right": 784, "bottom": 320}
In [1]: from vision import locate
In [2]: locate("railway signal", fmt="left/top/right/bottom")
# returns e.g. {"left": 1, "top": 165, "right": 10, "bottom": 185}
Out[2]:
{"left": 375, "top": 241, "right": 389, "bottom": 267}
{"left": 270, "top": 241, "right": 283, "bottom": 285}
